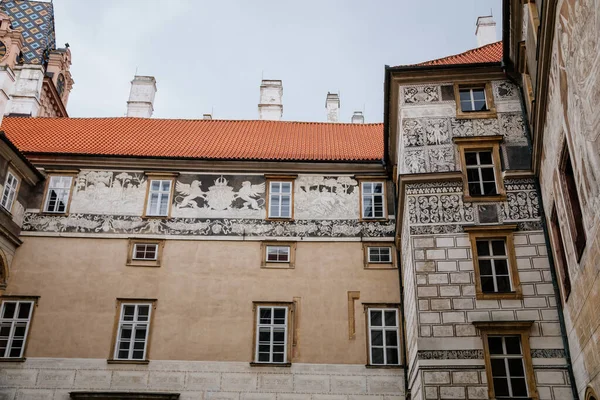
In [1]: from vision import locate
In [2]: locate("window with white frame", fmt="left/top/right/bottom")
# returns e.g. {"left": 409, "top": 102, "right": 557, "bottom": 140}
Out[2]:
{"left": 268, "top": 181, "right": 292, "bottom": 218}
{"left": 255, "top": 306, "right": 288, "bottom": 363}
{"left": 114, "top": 303, "right": 152, "bottom": 361}
{"left": 361, "top": 182, "right": 385, "bottom": 219}
{"left": 368, "top": 308, "right": 399, "bottom": 365}
{"left": 44, "top": 176, "right": 73, "bottom": 213}
{"left": 132, "top": 243, "right": 158, "bottom": 261}
{"left": 146, "top": 180, "right": 172, "bottom": 217}
{"left": 459, "top": 87, "right": 488, "bottom": 112}
{"left": 476, "top": 239, "right": 511, "bottom": 293}
{"left": 368, "top": 247, "right": 392, "bottom": 263}
{"left": 465, "top": 151, "right": 498, "bottom": 196}
{"left": 266, "top": 246, "right": 290, "bottom": 263}
{"left": 0, "top": 172, "right": 19, "bottom": 212}
{"left": 487, "top": 335, "right": 529, "bottom": 398}
{"left": 0, "top": 300, "right": 34, "bottom": 358}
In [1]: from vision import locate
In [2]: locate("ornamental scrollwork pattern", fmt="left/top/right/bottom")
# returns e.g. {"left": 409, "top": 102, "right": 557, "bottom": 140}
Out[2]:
{"left": 407, "top": 194, "right": 474, "bottom": 225}
{"left": 403, "top": 85, "right": 440, "bottom": 104}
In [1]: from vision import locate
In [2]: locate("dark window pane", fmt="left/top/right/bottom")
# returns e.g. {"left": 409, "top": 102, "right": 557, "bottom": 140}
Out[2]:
{"left": 138, "top": 306, "right": 149, "bottom": 318}
{"left": 258, "top": 330, "right": 270, "bottom": 342}
{"left": 371, "top": 330, "right": 383, "bottom": 346}
{"left": 474, "top": 99, "right": 487, "bottom": 111}
{"left": 465, "top": 152, "right": 478, "bottom": 166}
{"left": 370, "top": 311, "right": 382, "bottom": 326}
{"left": 479, "top": 152, "right": 493, "bottom": 164}
{"left": 260, "top": 309, "right": 271, "bottom": 324}
{"left": 469, "top": 183, "right": 482, "bottom": 196}
{"left": 384, "top": 311, "right": 396, "bottom": 326}
{"left": 273, "top": 353, "right": 284, "bottom": 363}
{"left": 273, "top": 331, "right": 285, "bottom": 342}
{"left": 493, "top": 377, "right": 510, "bottom": 397}
{"left": 17, "top": 303, "right": 31, "bottom": 319}
{"left": 135, "top": 327, "right": 146, "bottom": 340}
{"left": 511, "top": 378, "right": 528, "bottom": 396}
{"left": 0, "top": 325, "right": 10, "bottom": 337}
{"left": 132, "top": 350, "right": 144, "bottom": 359}
{"left": 494, "top": 259, "right": 509, "bottom": 275}
{"left": 274, "top": 308, "right": 286, "bottom": 320}
{"left": 13, "top": 324, "right": 27, "bottom": 336}
{"left": 505, "top": 336, "right": 522, "bottom": 354}
{"left": 488, "top": 337, "right": 503, "bottom": 354}
{"left": 371, "top": 348, "right": 384, "bottom": 364}
{"left": 273, "top": 345, "right": 285, "bottom": 353}
{"left": 483, "top": 182, "right": 497, "bottom": 195}
{"left": 472, "top": 89, "right": 486, "bottom": 101}
{"left": 385, "top": 330, "right": 398, "bottom": 346}
{"left": 481, "top": 276, "right": 495, "bottom": 293}
{"left": 467, "top": 168, "right": 480, "bottom": 182}
{"left": 508, "top": 359, "right": 525, "bottom": 376}
{"left": 133, "top": 341, "right": 145, "bottom": 350}
{"left": 2, "top": 303, "right": 15, "bottom": 319}
{"left": 459, "top": 90, "right": 472, "bottom": 102}
{"left": 258, "top": 345, "right": 269, "bottom": 353}
{"left": 258, "top": 353, "right": 270, "bottom": 362}
{"left": 479, "top": 259, "right": 492, "bottom": 275}
{"left": 477, "top": 241, "right": 490, "bottom": 257}
{"left": 481, "top": 167, "right": 495, "bottom": 181}
{"left": 120, "top": 327, "right": 132, "bottom": 339}
{"left": 491, "top": 359, "right": 507, "bottom": 376}
{"left": 492, "top": 240, "right": 506, "bottom": 255}
{"left": 496, "top": 276, "right": 511, "bottom": 292}
{"left": 118, "top": 350, "right": 128, "bottom": 359}
{"left": 123, "top": 305, "right": 135, "bottom": 320}
{"left": 119, "top": 341, "right": 130, "bottom": 350}
{"left": 386, "top": 348, "right": 399, "bottom": 365}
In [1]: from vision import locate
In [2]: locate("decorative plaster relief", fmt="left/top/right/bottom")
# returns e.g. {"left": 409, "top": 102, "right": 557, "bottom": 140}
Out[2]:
{"left": 418, "top": 349, "right": 565, "bottom": 360}
{"left": 403, "top": 85, "right": 440, "bottom": 104}
{"left": 22, "top": 213, "right": 395, "bottom": 238}
{"left": 501, "top": 179, "right": 540, "bottom": 222}
{"left": 294, "top": 176, "right": 359, "bottom": 220}
{"left": 401, "top": 118, "right": 456, "bottom": 174}
{"left": 499, "top": 113, "right": 528, "bottom": 144}
{"left": 450, "top": 118, "right": 500, "bottom": 137}
{"left": 492, "top": 80, "right": 520, "bottom": 100}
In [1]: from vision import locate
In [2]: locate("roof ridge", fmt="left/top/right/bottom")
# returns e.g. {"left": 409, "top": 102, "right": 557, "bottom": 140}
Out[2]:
{"left": 393, "top": 40, "right": 503, "bottom": 68}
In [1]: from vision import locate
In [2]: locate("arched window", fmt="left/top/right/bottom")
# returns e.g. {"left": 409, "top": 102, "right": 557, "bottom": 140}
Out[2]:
{"left": 56, "top": 73, "right": 65, "bottom": 97}
{"left": 586, "top": 387, "right": 598, "bottom": 400}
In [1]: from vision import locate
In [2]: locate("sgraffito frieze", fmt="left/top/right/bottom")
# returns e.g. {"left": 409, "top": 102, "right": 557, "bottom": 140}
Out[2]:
{"left": 294, "top": 176, "right": 359, "bottom": 219}
{"left": 418, "top": 348, "right": 565, "bottom": 360}
{"left": 22, "top": 213, "right": 394, "bottom": 238}
{"left": 402, "top": 85, "right": 440, "bottom": 104}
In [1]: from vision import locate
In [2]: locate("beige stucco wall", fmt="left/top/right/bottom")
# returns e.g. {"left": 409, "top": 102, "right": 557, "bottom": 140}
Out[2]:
{"left": 6, "top": 237, "right": 399, "bottom": 364}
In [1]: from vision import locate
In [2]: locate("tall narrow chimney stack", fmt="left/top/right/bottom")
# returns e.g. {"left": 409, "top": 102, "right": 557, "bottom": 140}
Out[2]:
{"left": 258, "top": 79, "right": 283, "bottom": 121}
{"left": 475, "top": 16, "right": 497, "bottom": 47}
{"left": 127, "top": 75, "right": 156, "bottom": 118}
{"left": 326, "top": 92, "right": 340, "bottom": 122}
{"left": 351, "top": 111, "right": 364, "bottom": 124}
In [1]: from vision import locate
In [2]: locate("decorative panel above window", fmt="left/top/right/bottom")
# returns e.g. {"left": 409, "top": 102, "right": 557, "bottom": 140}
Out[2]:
{"left": 454, "top": 82, "right": 496, "bottom": 119}
{"left": 361, "top": 181, "right": 386, "bottom": 220}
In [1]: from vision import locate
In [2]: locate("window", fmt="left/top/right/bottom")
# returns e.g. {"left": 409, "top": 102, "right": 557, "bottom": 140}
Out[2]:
{"left": 454, "top": 82, "right": 496, "bottom": 119}
{"left": 126, "top": 239, "right": 163, "bottom": 267}
{"left": 367, "top": 308, "right": 400, "bottom": 366}
{"left": 560, "top": 144, "right": 586, "bottom": 261}
{"left": 455, "top": 136, "right": 505, "bottom": 202}
{"left": 0, "top": 299, "right": 34, "bottom": 359}
{"left": 254, "top": 305, "right": 290, "bottom": 364}
{"left": 145, "top": 179, "right": 173, "bottom": 217}
{"left": 112, "top": 302, "right": 154, "bottom": 362}
{"left": 43, "top": 175, "right": 73, "bottom": 213}
{"left": 361, "top": 181, "right": 386, "bottom": 219}
{"left": 550, "top": 207, "right": 571, "bottom": 301}
{"left": 268, "top": 181, "right": 293, "bottom": 219}
{"left": 368, "top": 247, "right": 392, "bottom": 263}
{"left": 474, "top": 321, "right": 537, "bottom": 400}
{"left": 0, "top": 171, "right": 19, "bottom": 212}
{"left": 459, "top": 87, "right": 488, "bottom": 112}
{"left": 363, "top": 244, "right": 396, "bottom": 269}
{"left": 467, "top": 225, "right": 521, "bottom": 300}
{"left": 261, "top": 242, "right": 296, "bottom": 268}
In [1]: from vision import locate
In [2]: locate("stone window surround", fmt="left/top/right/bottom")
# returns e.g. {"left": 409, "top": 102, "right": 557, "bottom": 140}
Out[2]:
{"left": 265, "top": 175, "right": 297, "bottom": 221}
{"left": 108, "top": 298, "right": 157, "bottom": 365}
{"left": 453, "top": 81, "right": 497, "bottom": 120}
{"left": 260, "top": 241, "right": 296, "bottom": 269}
{"left": 0, "top": 295, "right": 39, "bottom": 362}
{"left": 454, "top": 135, "right": 506, "bottom": 203}
{"left": 251, "top": 301, "right": 295, "bottom": 367}
{"left": 362, "top": 242, "right": 396, "bottom": 269}
{"left": 362, "top": 303, "right": 403, "bottom": 368}
{"left": 41, "top": 170, "right": 79, "bottom": 216}
{"left": 549, "top": 206, "right": 571, "bottom": 302}
{"left": 473, "top": 320, "right": 538, "bottom": 400}
{"left": 126, "top": 238, "right": 165, "bottom": 267}
{"left": 142, "top": 172, "right": 178, "bottom": 219}
{"left": 465, "top": 224, "right": 522, "bottom": 300}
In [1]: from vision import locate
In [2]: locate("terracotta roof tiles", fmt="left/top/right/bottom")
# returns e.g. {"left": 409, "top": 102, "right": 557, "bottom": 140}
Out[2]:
{"left": 1, "top": 117, "right": 384, "bottom": 162}
{"left": 405, "top": 41, "right": 503, "bottom": 67}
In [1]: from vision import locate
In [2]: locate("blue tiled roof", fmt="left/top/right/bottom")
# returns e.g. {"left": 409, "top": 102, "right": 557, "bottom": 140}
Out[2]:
{"left": 1, "top": 0, "right": 55, "bottom": 65}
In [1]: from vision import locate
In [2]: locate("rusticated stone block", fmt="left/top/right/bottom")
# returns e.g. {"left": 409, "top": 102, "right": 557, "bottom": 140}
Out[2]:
{"left": 0, "top": 369, "right": 38, "bottom": 387}
{"left": 206, "top": 392, "right": 240, "bottom": 400}
{"left": 73, "top": 370, "right": 112, "bottom": 389}
{"left": 294, "top": 375, "right": 330, "bottom": 393}
{"left": 110, "top": 370, "right": 148, "bottom": 389}
{"left": 36, "top": 369, "right": 75, "bottom": 388}
{"left": 330, "top": 376, "right": 367, "bottom": 394}
{"left": 186, "top": 372, "right": 221, "bottom": 391}
{"left": 367, "top": 376, "right": 403, "bottom": 394}
{"left": 221, "top": 373, "right": 257, "bottom": 391}
{"left": 14, "top": 389, "right": 53, "bottom": 400}
{"left": 241, "top": 393, "right": 277, "bottom": 400}
{"left": 149, "top": 371, "right": 185, "bottom": 390}
{"left": 277, "top": 394, "right": 311, "bottom": 400}
{"left": 258, "top": 374, "right": 293, "bottom": 392}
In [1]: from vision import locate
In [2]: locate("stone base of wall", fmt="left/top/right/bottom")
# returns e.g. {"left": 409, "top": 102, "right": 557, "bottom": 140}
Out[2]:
{"left": 0, "top": 359, "right": 405, "bottom": 400}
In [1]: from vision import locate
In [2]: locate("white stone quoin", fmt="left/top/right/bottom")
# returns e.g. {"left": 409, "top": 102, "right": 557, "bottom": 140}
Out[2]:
{"left": 126, "top": 75, "right": 156, "bottom": 118}
{"left": 258, "top": 79, "right": 283, "bottom": 121}
{"left": 351, "top": 111, "right": 364, "bottom": 124}
{"left": 475, "top": 15, "right": 497, "bottom": 47}
{"left": 326, "top": 92, "right": 340, "bottom": 122}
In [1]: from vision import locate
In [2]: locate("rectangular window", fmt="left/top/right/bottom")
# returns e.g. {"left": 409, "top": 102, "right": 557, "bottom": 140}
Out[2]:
{"left": 459, "top": 87, "right": 488, "bottom": 112}
{"left": 465, "top": 151, "right": 498, "bottom": 196}
{"left": 368, "top": 308, "right": 400, "bottom": 365}
{"left": 133, "top": 244, "right": 158, "bottom": 261}
{"left": 266, "top": 246, "right": 290, "bottom": 263}
{"left": 114, "top": 303, "right": 152, "bottom": 361}
{"left": 361, "top": 182, "right": 385, "bottom": 219}
{"left": 467, "top": 225, "right": 521, "bottom": 300}
{"left": 255, "top": 306, "right": 288, "bottom": 363}
{"left": 127, "top": 239, "right": 163, "bottom": 267}
{"left": 550, "top": 207, "right": 571, "bottom": 301}
{"left": 268, "top": 181, "right": 292, "bottom": 219}
{"left": 44, "top": 176, "right": 73, "bottom": 213}
{"left": 560, "top": 145, "right": 586, "bottom": 261}
{"left": 0, "top": 300, "right": 34, "bottom": 359}
{"left": 0, "top": 171, "right": 19, "bottom": 212}
{"left": 368, "top": 247, "right": 392, "bottom": 263}
{"left": 146, "top": 179, "right": 172, "bottom": 217}
{"left": 488, "top": 335, "right": 529, "bottom": 398}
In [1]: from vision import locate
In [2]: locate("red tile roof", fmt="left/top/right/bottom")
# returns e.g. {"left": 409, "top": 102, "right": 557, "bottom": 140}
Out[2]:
{"left": 411, "top": 41, "right": 503, "bottom": 67}
{"left": 1, "top": 117, "right": 384, "bottom": 162}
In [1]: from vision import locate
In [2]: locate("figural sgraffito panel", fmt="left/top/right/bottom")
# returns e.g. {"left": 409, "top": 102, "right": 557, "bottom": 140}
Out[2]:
{"left": 294, "top": 176, "right": 359, "bottom": 220}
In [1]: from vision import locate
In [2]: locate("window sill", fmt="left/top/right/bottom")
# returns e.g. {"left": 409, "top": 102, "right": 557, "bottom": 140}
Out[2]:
{"left": 455, "top": 110, "right": 497, "bottom": 120}
{"left": 360, "top": 218, "right": 388, "bottom": 222}
{"left": 476, "top": 291, "right": 523, "bottom": 300}
{"left": 39, "top": 211, "right": 69, "bottom": 216}
{"left": 463, "top": 194, "right": 507, "bottom": 203}
{"left": 262, "top": 263, "right": 294, "bottom": 269}
{"left": 365, "top": 364, "right": 402, "bottom": 369}
{"left": 142, "top": 215, "right": 170, "bottom": 220}
{"left": 126, "top": 262, "right": 161, "bottom": 268}
{"left": 266, "top": 217, "right": 294, "bottom": 222}
{"left": 0, "top": 357, "right": 26, "bottom": 362}
{"left": 365, "top": 263, "right": 396, "bottom": 270}
{"left": 249, "top": 362, "right": 291, "bottom": 367}
{"left": 107, "top": 359, "right": 150, "bottom": 365}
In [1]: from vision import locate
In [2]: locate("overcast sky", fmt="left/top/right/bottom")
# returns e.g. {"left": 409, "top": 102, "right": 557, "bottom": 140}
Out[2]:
{"left": 53, "top": 0, "right": 502, "bottom": 122}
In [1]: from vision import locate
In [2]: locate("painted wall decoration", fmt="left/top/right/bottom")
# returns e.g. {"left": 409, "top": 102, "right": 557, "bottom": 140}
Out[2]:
{"left": 294, "top": 176, "right": 359, "bottom": 219}
{"left": 402, "top": 85, "right": 441, "bottom": 104}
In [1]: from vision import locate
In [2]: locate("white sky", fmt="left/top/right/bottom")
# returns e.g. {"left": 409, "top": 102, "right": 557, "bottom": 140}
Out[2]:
{"left": 53, "top": 0, "right": 502, "bottom": 122}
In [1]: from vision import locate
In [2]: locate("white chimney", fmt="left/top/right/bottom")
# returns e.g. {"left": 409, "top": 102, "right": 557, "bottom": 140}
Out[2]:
{"left": 475, "top": 16, "right": 497, "bottom": 47}
{"left": 127, "top": 75, "right": 156, "bottom": 118}
{"left": 203, "top": 113, "right": 212, "bottom": 120}
{"left": 258, "top": 79, "right": 283, "bottom": 121}
{"left": 351, "top": 111, "right": 364, "bottom": 124}
{"left": 326, "top": 92, "right": 340, "bottom": 122}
